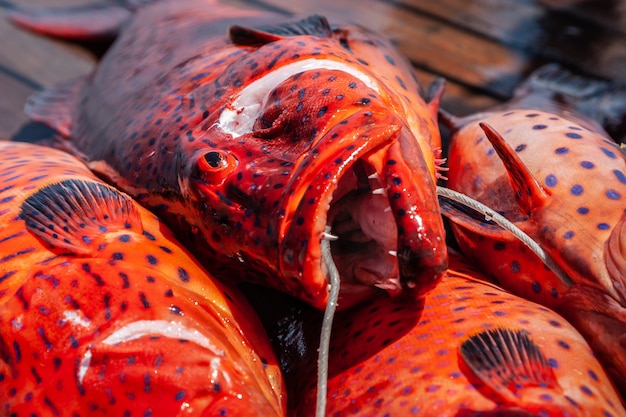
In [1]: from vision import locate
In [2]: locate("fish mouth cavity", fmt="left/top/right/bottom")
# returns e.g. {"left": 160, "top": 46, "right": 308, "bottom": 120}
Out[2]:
{"left": 326, "top": 158, "right": 400, "bottom": 296}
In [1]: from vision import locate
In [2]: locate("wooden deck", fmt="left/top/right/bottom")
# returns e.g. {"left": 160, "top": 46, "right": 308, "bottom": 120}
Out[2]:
{"left": 1, "top": 0, "right": 625, "bottom": 141}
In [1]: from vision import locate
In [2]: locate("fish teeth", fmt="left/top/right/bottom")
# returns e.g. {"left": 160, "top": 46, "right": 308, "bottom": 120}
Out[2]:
{"left": 388, "top": 250, "right": 397, "bottom": 257}
{"left": 322, "top": 231, "right": 339, "bottom": 241}
{"left": 384, "top": 206, "right": 391, "bottom": 212}
{"left": 372, "top": 188, "right": 385, "bottom": 195}
{"left": 368, "top": 172, "right": 379, "bottom": 180}
{"left": 374, "top": 277, "right": 401, "bottom": 295}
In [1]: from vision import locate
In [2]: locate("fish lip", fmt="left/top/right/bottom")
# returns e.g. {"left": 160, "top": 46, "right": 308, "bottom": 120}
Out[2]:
{"left": 278, "top": 123, "right": 447, "bottom": 310}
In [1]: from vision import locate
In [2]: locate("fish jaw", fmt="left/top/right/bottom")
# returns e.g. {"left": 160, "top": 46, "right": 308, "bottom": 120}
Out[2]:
{"left": 183, "top": 63, "right": 446, "bottom": 309}
{"left": 278, "top": 111, "right": 447, "bottom": 310}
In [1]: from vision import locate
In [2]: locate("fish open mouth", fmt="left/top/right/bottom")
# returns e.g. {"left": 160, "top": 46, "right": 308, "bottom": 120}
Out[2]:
{"left": 213, "top": 56, "right": 450, "bottom": 309}
{"left": 326, "top": 158, "right": 401, "bottom": 298}
{"left": 278, "top": 123, "right": 447, "bottom": 310}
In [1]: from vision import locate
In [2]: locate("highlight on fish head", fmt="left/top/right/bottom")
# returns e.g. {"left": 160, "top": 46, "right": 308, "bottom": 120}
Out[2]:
{"left": 185, "top": 60, "right": 447, "bottom": 310}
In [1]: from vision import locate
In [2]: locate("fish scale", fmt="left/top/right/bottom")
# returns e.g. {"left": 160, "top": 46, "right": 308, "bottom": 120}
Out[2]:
{"left": 286, "top": 251, "right": 626, "bottom": 416}
{"left": 8, "top": 0, "right": 448, "bottom": 310}
{"left": 0, "top": 140, "right": 285, "bottom": 416}
{"left": 441, "top": 64, "right": 626, "bottom": 398}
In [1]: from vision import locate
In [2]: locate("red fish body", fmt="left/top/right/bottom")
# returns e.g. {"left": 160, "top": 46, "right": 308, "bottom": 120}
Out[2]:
{"left": 0, "top": 140, "right": 285, "bottom": 416}
{"left": 288, "top": 250, "right": 626, "bottom": 416}
{"left": 8, "top": 0, "right": 447, "bottom": 310}
{"left": 441, "top": 65, "right": 626, "bottom": 394}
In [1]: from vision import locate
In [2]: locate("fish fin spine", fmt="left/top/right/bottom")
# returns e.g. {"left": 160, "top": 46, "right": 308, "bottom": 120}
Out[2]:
{"left": 479, "top": 123, "right": 549, "bottom": 215}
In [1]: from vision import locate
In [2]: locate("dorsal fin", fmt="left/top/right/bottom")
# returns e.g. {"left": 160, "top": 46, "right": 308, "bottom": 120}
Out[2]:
{"left": 460, "top": 328, "right": 559, "bottom": 404}
{"left": 229, "top": 15, "right": 332, "bottom": 46}
{"left": 20, "top": 179, "right": 143, "bottom": 255}
{"left": 24, "top": 77, "right": 86, "bottom": 138}
{"left": 479, "top": 123, "right": 550, "bottom": 215}
{"left": 604, "top": 212, "right": 626, "bottom": 302}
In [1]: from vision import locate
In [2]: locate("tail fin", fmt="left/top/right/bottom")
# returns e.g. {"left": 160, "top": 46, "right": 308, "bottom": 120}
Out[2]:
{"left": 24, "top": 77, "right": 86, "bottom": 138}
{"left": 514, "top": 63, "right": 609, "bottom": 100}
{"left": 514, "top": 64, "right": 626, "bottom": 145}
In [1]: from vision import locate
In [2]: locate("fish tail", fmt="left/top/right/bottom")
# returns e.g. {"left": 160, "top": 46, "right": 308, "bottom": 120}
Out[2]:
{"left": 516, "top": 63, "right": 609, "bottom": 99}
{"left": 24, "top": 77, "right": 86, "bottom": 138}
{"left": 515, "top": 64, "right": 626, "bottom": 144}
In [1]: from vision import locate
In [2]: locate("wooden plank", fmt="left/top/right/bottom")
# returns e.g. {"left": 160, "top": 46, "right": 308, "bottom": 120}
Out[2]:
{"left": 242, "top": 0, "right": 533, "bottom": 99}
{"left": 0, "top": 0, "right": 96, "bottom": 139}
{"left": 413, "top": 68, "right": 499, "bottom": 116}
{"left": 394, "top": 0, "right": 626, "bottom": 82}
{"left": 238, "top": 0, "right": 502, "bottom": 114}
{"left": 1, "top": 0, "right": 504, "bottom": 139}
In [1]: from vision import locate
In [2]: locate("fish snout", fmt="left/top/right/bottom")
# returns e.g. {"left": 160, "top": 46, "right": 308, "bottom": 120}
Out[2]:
{"left": 277, "top": 110, "right": 447, "bottom": 309}
{"left": 384, "top": 129, "right": 448, "bottom": 299}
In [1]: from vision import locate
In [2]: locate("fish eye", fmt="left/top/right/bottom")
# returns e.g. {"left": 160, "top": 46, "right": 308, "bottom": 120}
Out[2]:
{"left": 204, "top": 151, "right": 228, "bottom": 168}
{"left": 196, "top": 150, "right": 238, "bottom": 184}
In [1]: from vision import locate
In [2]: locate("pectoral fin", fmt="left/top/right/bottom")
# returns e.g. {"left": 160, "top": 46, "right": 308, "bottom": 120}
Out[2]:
{"left": 20, "top": 179, "right": 143, "bottom": 255}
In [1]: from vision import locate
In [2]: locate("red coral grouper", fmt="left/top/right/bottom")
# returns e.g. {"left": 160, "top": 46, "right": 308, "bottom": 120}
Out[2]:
{"left": 0, "top": 141, "right": 285, "bottom": 416}
{"left": 8, "top": 0, "right": 447, "bottom": 310}
{"left": 441, "top": 64, "right": 626, "bottom": 395}
{"left": 291, "top": 251, "right": 626, "bottom": 417}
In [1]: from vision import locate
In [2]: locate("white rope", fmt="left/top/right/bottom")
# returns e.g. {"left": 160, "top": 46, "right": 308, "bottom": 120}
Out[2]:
{"left": 437, "top": 186, "right": 574, "bottom": 287}
{"left": 313, "top": 186, "right": 574, "bottom": 417}
{"left": 316, "top": 227, "right": 341, "bottom": 417}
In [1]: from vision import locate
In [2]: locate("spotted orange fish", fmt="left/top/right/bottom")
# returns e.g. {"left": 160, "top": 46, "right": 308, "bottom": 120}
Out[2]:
{"left": 7, "top": 0, "right": 447, "bottom": 310}
{"left": 285, "top": 250, "right": 626, "bottom": 416}
{"left": 0, "top": 140, "right": 285, "bottom": 416}
{"left": 441, "top": 64, "right": 626, "bottom": 395}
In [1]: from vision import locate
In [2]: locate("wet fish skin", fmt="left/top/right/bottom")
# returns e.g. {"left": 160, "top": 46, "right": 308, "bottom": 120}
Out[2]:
{"left": 8, "top": 0, "right": 448, "bottom": 310}
{"left": 287, "top": 251, "right": 626, "bottom": 417}
{"left": 441, "top": 63, "right": 626, "bottom": 397}
{"left": 0, "top": 140, "right": 285, "bottom": 416}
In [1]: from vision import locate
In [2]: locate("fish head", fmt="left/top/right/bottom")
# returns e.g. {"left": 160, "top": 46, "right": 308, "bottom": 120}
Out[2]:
{"left": 444, "top": 110, "right": 626, "bottom": 304}
{"left": 187, "top": 60, "right": 447, "bottom": 310}
{"left": 286, "top": 250, "right": 626, "bottom": 417}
